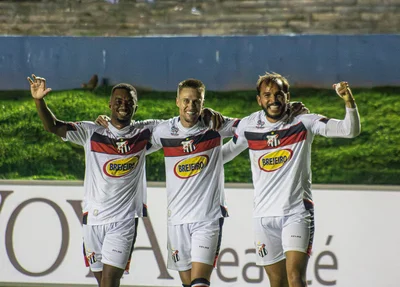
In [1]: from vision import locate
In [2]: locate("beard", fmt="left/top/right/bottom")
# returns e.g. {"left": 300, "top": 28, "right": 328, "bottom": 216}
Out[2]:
{"left": 262, "top": 102, "right": 288, "bottom": 120}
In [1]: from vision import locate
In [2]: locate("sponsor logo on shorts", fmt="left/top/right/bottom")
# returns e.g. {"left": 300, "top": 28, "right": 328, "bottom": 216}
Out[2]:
{"left": 199, "top": 245, "right": 210, "bottom": 250}
{"left": 257, "top": 242, "right": 268, "bottom": 257}
{"left": 103, "top": 156, "right": 140, "bottom": 177}
{"left": 258, "top": 149, "right": 292, "bottom": 172}
{"left": 172, "top": 249, "right": 180, "bottom": 263}
{"left": 174, "top": 155, "right": 209, "bottom": 179}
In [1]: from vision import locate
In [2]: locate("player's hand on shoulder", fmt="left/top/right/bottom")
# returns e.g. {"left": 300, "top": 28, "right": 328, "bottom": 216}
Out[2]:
{"left": 202, "top": 107, "right": 225, "bottom": 130}
{"left": 287, "top": 101, "right": 310, "bottom": 123}
{"left": 95, "top": 115, "right": 110, "bottom": 128}
{"left": 27, "top": 74, "right": 52, "bottom": 100}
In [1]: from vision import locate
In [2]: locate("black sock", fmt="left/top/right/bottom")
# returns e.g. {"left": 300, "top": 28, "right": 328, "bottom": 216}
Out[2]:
{"left": 191, "top": 278, "right": 210, "bottom": 287}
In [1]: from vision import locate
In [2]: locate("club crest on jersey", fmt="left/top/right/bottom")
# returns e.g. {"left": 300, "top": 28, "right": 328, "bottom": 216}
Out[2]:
{"left": 258, "top": 149, "right": 292, "bottom": 172}
{"left": 116, "top": 139, "right": 130, "bottom": 154}
{"left": 256, "top": 242, "right": 268, "bottom": 257}
{"left": 266, "top": 132, "right": 280, "bottom": 147}
{"left": 181, "top": 138, "right": 196, "bottom": 153}
{"left": 103, "top": 156, "right": 140, "bottom": 177}
{"left": 256, "top": 119, "right": 265, "bottom": 129}
{"left": 174, "top": 155, "right": 209, "bottom": 179}
{"left": 171, "top": 249, "right": 180, "bottom": 263}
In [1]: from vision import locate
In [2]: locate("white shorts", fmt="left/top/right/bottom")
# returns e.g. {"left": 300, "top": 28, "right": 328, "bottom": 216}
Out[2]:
{"left": 167, "top": 218, "right": 224, "bottom": 271}
{"left": 82, "top": 217, "right": 138, "bottom": 272}
{"left": 253, "top": 209, "right": 314, "bottom": 266}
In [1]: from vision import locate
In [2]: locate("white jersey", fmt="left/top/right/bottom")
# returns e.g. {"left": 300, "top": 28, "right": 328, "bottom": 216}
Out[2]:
{"left": 148, "top": 116, "right": 240, "bottom": 225}
{"left": 223, "top": 107, "right": 360, "bottom": 217}
{"left": 64, "top": 121, "right": 156, "bottom": 225}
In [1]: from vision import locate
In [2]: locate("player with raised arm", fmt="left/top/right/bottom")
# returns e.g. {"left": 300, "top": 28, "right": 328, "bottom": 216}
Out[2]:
{"left": 28, "top": 74, "right": 156, "bottom": 287}
{"left": 222, "top": 72, "right": 361, "bottom": 287}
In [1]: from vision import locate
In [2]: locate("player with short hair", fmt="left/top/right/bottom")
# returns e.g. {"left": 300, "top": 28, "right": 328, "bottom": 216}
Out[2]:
{"left": 222, "top": 72, "right": 361, "bottom": 287}
{"left": 146, "top": 78, "right": 240, "bottom": 287}
{"left": 28, "top": 74, "right": 155, "bottom": 287}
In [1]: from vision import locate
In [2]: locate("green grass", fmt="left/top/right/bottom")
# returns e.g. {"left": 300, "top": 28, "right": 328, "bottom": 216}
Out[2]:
{"left": 1, "top": 87, "right": 399, "bottom": 184}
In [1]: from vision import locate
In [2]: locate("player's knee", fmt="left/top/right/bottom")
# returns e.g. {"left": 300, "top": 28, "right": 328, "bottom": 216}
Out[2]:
{"left": 191, "top": 278, "right": 210, "bottom": 287}
{"left": 287, "top": 269, "right": 306, "bottom": 286}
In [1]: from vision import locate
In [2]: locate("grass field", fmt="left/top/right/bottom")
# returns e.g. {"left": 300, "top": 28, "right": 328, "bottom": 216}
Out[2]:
{"left": 1, "top": 86, "right": 399, "bottom": 184}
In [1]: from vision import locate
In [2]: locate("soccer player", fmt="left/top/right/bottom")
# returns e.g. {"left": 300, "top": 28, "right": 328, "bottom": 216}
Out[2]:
{"left": 94, "top": 78, "right": 308, "bottom": 287}
{"left": 146, "top": 78, "right": 240, "bottom": 287}
{"left": 222, "top": 72, "right": 361, "bottom": 287}
{"left": 28, "top": 74, "right": 155, "bottom": 287}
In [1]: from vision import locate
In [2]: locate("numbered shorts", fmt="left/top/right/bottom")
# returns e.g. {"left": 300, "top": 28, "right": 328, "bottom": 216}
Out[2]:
{"left": 167, "top": 218, "right": 224, "bottom": 271}
{"left": 82, "top": 217, "right": 138, "bottom": 272}
{"left": 254, "top": 209, "right": 314, "bottom": 266}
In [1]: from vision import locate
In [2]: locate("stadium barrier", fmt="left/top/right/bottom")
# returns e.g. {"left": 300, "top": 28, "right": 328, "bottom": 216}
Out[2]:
{"left": 0, "top": 35, "right": 399, "bottom": 91}
{"left": 0, "top": 181, "right": 399, "bottom": 287}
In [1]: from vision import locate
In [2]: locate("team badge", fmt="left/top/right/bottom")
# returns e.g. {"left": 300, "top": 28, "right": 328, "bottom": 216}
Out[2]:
{"left": 181, "top": 138, "right": 196, "bottom": 153}
{"left": 86, "top": 250, "right": 97, "bottom": 265}
{"left": 256, "top": 242, "right": 268, "bottom": 257}
{"left": 266, "top": 132, "right": 280, "bottom": 147}
{"left": 116, "top": 139, "right": 130, "bottom": 154}
{"left": 172, "top": 249, "right": 180, "bottom": 263}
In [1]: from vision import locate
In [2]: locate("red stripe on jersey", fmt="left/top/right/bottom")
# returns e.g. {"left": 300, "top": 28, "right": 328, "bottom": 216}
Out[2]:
{"left": 91, "top": 139, "right": 148, "bottom": 155}
{"left": 91, "top": 141, "right": 117, "bottom": 154}
{"left": 248, "top": 130, "right": 307, "bottom": 150}
{"left": 163, "top": 137, "right": 220, "bottom": 157}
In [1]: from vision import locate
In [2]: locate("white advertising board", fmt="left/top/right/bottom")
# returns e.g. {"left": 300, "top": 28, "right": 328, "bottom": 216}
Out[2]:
{"left": 0, "top": 183, "right": 399, "bottom": 287}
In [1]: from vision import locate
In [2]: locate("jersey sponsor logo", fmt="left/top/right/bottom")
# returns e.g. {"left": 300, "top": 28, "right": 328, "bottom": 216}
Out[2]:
{"left": 103, "top": 156, "right": 140, "bottom": 177}
{"left": 171, "top": 125, "right": 179, "bottom": 135}
{"left": 258, "top": 149, "right": 292, "bottom": 172}
{"left": 256, "top": 119, "right": 265, "bottom": 129}
{"left": 174, "top": 155, "right": 209, "bottom": 178}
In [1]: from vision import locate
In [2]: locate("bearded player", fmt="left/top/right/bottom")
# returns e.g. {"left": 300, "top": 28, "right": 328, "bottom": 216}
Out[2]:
{"left": 222, "top": 72, "right": 361, "bottom": 287}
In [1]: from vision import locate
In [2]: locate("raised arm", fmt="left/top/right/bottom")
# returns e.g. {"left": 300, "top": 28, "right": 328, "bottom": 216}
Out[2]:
{"left": 326, "top": 81, "right": 361, "bottom": 138}
{"left": 27, "top": 74, "right": 68, "bottom": 138}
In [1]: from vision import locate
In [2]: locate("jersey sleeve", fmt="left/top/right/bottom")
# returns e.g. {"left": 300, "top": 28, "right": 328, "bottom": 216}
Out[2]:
{"left": 300, "top": 107, "right": 361, "bottom": 138}
{"left": 146, "top": 122, "right": 164, "bottom": 155}
{"left": 218, "top": 117, "right": 241, "bottom": 138}
{"left": 63, "top": 121, "right": 96, "bottom": 146}
{"left": 222, "top": 118, "right": 249, "bottom": 164}
{"left": 133, "top": 119, "right": 165, "bottom": 130}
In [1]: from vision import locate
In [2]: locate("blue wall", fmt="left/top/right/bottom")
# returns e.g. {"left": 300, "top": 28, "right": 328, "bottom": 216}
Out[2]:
{"left": 0, "top": 35, "right": 399, "bottom": 91}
